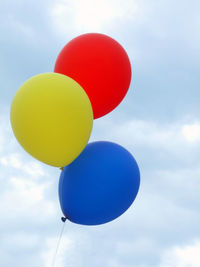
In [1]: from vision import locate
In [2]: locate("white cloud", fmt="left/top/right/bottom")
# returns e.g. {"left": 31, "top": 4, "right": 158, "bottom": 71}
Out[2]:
{"left": 50, "top": 0, "right": 145, "bottom": 34}
{"left": 0, "top": 153, "right": 21, "bottom": 168}
{"left": 0, "top": 110, "right": 61, "bottom": 267}
{"left": 0, "top": 111, "right": 57, "bottom": 221}
{"left": 92, "top": 117, "right": 200, "bottom": 156}
{"left": 0, "top": 129, "right": 4, "bottom": 153}
{"left": 1, "top": 0, "right": 200, "bottom": 266}
{"left": 0, "top": 111, "right": 47, "bottom": 178}
{"left": 108, "top": 259, "right": 135, "bottom": 267}
{"left": 160, "top": 241, "right": 200, "bottom": 267}
{"left": 0, "top": 153, "right": 46, "bottom": 177}
{"left": 0, "top": 107, "right": 200, "bottom": 267}
{"left": 10, "top": 177, "right": 45, "bottom": 202}
{"left": 2, "top": 232, "right": 40, "bottom": 251}
{"left": 42, "top": 234, "right": 73, "bottom": 267}
{"left": 115, "top": 238, "right": 157, "bottom": 257}
{"left": 0, "top": 175, "right": 56, "bottom": 220}
{"left": 151, "top": 167, "right": 200, "bottom": 206}
{"left": 0, "top": 112, "right": 10, "bottom": 153}
{"left": 42, "top": 230, "right": 92, "bottom": 267}
{"left": 182, "top": 123, "right": 200, "bottom": 143}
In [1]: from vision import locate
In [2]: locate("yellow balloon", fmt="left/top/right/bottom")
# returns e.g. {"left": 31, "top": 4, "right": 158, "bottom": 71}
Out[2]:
{"left": 10, "top": 73, "right": 93, "bottom": 167}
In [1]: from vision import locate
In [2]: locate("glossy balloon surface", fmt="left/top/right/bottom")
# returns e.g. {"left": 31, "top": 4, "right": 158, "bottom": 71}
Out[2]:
{"left": 10, "top": 73, "right": 93, "bottom": 167}
{"left": 54, "top": 33, "right": 132, "bottom": 119}
{"left": 59, "top": 141, "right": 140, "bottom": 225}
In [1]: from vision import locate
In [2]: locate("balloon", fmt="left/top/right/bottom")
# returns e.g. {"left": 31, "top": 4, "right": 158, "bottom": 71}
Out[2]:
{"left": 59, "top": 141, "right": 140, "bottom": 225}
{"left": 10, "top": 73, "right": 93, "bottom": 167}
{"left": 54, "top": 33, "right": 132, "bottom": 119}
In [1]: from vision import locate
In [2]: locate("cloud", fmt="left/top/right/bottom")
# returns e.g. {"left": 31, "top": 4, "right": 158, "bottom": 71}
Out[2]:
{"left": 0, "top": 128, "right": 4, "bottom": 153}
{"left": 42, "top": 228, "right": 94, "bottom": 267}
{"left": 1, "top": 104, "right": 200, "bottom": 267}
{"left": 159, "top": 240, "right": 200, "bottom": 267}
{"left": 92, "top": 117, "right": 200, "bottom": 162}
{"left": 36, "top": 115, "right": 200, "bottom": 267}
{"left": 182, "top": 123, "right": 200, "bottom": 143}
{"left": 0, "top": 153, "right": 46, "bottom": 177}
{"left": 1, "top": 0, "right": 200, "bottom": 266}
{"left": 2, "top": 232, "right": 40, "bottom": 252}
{"left": 0, "top": 232, "right": 42, "bottom": 267}
{"left": 42, "top": 234, "right": 73, "bottom": 267}
{"left": 50, "top": 0, "right": 144, "bottom": 34}
{"left": 0, "top": 110, "right": 62, "bottom": 267}
{"left": 0, "top": 174, "right": 57, "bottom": 223}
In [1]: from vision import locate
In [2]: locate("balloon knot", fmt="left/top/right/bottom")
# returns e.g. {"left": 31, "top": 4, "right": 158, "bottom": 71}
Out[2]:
{"left": 61, "top": 217, "right": 67, "bottom": 223}
{"left": 60, "top": 167, "right": 64, "bottom": 171}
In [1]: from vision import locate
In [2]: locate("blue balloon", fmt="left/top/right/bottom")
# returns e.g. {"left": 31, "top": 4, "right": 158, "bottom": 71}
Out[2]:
{"left": 58, "top": 141, "right": 140, "bottom": 225}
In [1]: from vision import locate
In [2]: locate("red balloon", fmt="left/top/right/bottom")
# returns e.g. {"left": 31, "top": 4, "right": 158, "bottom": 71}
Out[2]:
{"left": 54, "top": 33, "right": 132, "bottom": 119}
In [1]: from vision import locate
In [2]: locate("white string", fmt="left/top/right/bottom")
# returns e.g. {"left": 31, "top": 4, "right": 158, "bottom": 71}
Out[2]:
{"left": 51, "top": 220, "right": 66, "bottom": 267}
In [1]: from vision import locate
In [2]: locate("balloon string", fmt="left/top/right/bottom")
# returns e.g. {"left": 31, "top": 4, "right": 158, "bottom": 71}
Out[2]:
{"left": 51, "top": 219, "right": 66, "bottom": 267}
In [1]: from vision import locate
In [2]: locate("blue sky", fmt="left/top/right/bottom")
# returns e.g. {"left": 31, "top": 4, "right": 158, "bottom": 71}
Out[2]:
{"left": 0, "top": 0, "right": 200, "bottom": 266}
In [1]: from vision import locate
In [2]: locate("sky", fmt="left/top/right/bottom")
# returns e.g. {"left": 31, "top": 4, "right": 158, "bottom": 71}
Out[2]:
{"left": 0, "top": 0, "right": 200, "bottom": 266}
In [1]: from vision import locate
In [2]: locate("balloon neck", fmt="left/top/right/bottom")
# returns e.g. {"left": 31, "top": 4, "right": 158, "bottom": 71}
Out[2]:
{"left": 60, "top": 167, "right": 64, "bottom": 171}
{"left": 61, "top": 217, "right": 67, "bottom": 223}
